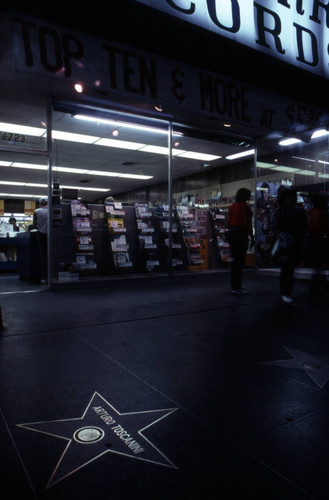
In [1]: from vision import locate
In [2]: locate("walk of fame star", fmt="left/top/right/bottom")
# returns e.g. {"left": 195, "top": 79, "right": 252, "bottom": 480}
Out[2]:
{"left": 17, "top": 392, "right": 178, "bottom": 488}
{"left": 261, "top": 347, "right": 329, "bottom": 388}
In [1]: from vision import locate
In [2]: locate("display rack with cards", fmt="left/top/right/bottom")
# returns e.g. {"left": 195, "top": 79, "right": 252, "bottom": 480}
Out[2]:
{"left": 105, "top": 202, "right": 133, "bottom": 270}
{"left": 135, "top": 202, "right": 162, "bottom": 272}
{"left": 209, "top": 206, "right": 232, "bottom": 265}
{"left": 158, "top": 205, "right": 188, "bottom": 271}
{"left": 178, "top": 206, "right": 208, "bottom": 270}
{"left": 70, "top": 200, "right": 97, "bottom": 272}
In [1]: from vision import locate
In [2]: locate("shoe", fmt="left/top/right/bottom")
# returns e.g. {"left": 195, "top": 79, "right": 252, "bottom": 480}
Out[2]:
{"left": 282, "top": 295, "right": 294, "bottom": 304}
{"left": 231, "top": 288, "right": 248, "bottom": 295}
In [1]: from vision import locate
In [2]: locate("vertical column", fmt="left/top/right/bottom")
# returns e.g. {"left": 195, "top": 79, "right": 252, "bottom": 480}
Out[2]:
{"left": 46, "top": 99, "right": 53, "bottom": 289}
{"left": 168, "top": 123, "right": 173, "bottom": 276}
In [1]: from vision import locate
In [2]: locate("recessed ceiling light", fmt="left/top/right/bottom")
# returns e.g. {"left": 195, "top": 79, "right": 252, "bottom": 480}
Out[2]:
{"left": 74, "top": 83, "right": 84, "bottom": 93}
{"left": 177, "top": 151, "right": 221, "bottom": 161}
{"left": 94, "top": 138, "right": 146, "bottom": 150}
{"left": 279, "top": 138, "right": 302, "bottom": 146}
{"left": 226, "top": 149, "right": 255, "bottom": 160}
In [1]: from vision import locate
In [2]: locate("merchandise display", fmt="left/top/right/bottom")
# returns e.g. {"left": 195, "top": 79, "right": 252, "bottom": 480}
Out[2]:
{"left": 106, "top": 202, "right": 133, "bottom": 270}
{"left": 70, "top": 201, "right": 97, "bottom": 272}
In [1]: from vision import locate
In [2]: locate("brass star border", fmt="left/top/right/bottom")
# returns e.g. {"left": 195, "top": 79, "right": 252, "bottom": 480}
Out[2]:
{"left": 17, "top": 392, "right": 178, "bottom": 488}
{"left": 261, "top": 347, "right": 329, "bottom": 388}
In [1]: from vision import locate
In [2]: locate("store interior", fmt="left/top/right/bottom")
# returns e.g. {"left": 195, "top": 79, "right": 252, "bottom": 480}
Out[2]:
{"left": 1, "top": 91, "right": 329, "bottom": 285}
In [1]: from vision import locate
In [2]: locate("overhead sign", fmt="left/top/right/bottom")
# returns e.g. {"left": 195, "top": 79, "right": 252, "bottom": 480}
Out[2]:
{"left": 7, "top": 12, "right": 329, "bottom": 136}
{"left": 134, "top": 0, "right": 329, "bottom": 79}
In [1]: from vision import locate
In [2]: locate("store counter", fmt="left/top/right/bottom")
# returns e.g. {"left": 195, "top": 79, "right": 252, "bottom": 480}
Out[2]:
{"left": 16, "top": 231, "right": 42, "bottom": 282}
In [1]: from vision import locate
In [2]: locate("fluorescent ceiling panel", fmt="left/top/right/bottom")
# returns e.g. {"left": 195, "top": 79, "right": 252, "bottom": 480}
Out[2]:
{"left": 272, "top": 166, "right": 300, "bottom": 173}
{"left": 52, "top": 130, "right": 98, "bottom": 143}
{"left": 311, "top": 129, "right": 329, "bottom": 139}
{"left": 226, "top": 149, "right": 255, "bottom": 160}
{"left": 257, "top": 162, "right": 274, "bottom": 169}
{"left": 74, "top": 114, "right": 183, "bottom": 135}
{"left": 177, "top": 152, "right": 221, "bottom": 161}
{"left": 0, "top": 193, "right": 42, "bottom": 198}
{"left": 0, "top": 180, "right": 109, "bottom": 192}
{"left": 279, "top": 138, "right": 302, "bottom": 146}
{"left": 138, "top": 145, "right": 171, "bottom": 155}
{"left": 0, "top": 121, "right": 45, "bottom": 137}
{"left": 297, "top": 170, "right": 316, "bottom": 176}
{"left": 95, "top": 138, "right": 146, "bottom": 149}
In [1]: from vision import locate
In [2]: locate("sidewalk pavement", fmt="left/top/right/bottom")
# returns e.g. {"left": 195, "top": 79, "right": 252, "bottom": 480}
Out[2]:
{"left": 0, "top": 270, "right": 328, "bottom": 499}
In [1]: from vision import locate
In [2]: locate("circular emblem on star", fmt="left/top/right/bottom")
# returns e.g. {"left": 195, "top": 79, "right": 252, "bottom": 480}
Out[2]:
{"left": 73, "top": 426, "right": 105, "bottom": 444}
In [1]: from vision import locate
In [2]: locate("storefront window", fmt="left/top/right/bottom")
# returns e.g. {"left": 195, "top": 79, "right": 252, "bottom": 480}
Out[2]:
{"left": 0, "top": 91, "right": 48, "bottom": 278}
{"left": 51, "top": 107, "right": 257, "bottom": 283}
{"left": 172, "top": 128, "right": 255, "bottom": 273}
{"left": 51, "top": 109, "right": 170, "bottom": 282}
{"left": 255, "top": 130, "right": 329, "bottom": 269}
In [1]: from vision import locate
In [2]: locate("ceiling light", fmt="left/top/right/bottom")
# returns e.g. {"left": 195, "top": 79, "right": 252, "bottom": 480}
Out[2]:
{"left": 177, "top": 151, "right": 221, "bottom": 161}
{"left": 87, "top": 170, "right": 122, "bottom": 177}
{"left": 74, "top": 83, "right": 84, "bottom": 93}
{"left": 311, "top": 129, "right": 329, "bottom": 139}
{"left": 11, "top": 162, "right": 47, "bottom": 170}
{"left": 54, "top": 166, "right": 89, "bottom": 174}
{"left": 257, "top": 162, "right": 274, "bottom": 169}
{"left": 257, "top": 161, "right": 300, "bottom": 172}
{"left": 1, "top": 161, "right": 154, "bottom": 181}
{"left": 61, "top": 185, "right": 109, "bottom": 192}
{"left": 52, "top": 130, "right": 98, "bottom": 144}
{"left": 88, "top": 170, "right": 153, "bottom": 180}
{"left": 278, "top": 138, "right": 302, "bottom": 146}
{"left": 0, "top": 193, "right": 43, "bottom": 198}
{"left": 139, "top": 145, "right": 171, "bottom": 155}
{"left": 118, "top": 174, "right": 153, "bottom": 180}
{"left": 0, "top": 121, "right": 46, "bottom": 137}
{"left": 0, "top": 180, "right": 109, "bottom": 192}
{"left": 95, "top": 138, "right": 146, "bottom": 150}
{"left": 226, "top": 149, "right": 255, "bottom": 160}
{"left": 74, "top": 114, "right": 182, "bottom": 136}
{"left": 273, "top": 166, "right": 300, "bottom": 172}
{"left": 298, "top": 170, "right": 316, "bottom": 176}
{"left": 0, "top": 181, "right": 25, "bottom": 186}
{"left": 292, "top": 156, "right": 316, "bottom": 162}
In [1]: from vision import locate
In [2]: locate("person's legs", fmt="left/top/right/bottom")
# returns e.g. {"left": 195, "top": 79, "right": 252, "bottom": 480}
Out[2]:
{"left": 280, "top": 252, "right": 296, "bottom": 300}
{"left": 230, "top": 229, "right": 247, "bottom": 291}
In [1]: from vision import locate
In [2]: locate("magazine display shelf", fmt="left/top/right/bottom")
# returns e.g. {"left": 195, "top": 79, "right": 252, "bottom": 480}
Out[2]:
{"left": 158, "top": 205, "right": 188, "bottom": 271}
{"left": 105, "top": 202, "right": 133, "bottom": 271}
{"left": 178, "top": 206, "right": 208, "bottom": 270}
{"left": 70, "top": 201, "right": 97, "bottom": 274}
{"left": 209, "top": 206, "right": 232, "bottom": 265}
{"left": 135, "top": 203, "right": 163, "bottom": 272}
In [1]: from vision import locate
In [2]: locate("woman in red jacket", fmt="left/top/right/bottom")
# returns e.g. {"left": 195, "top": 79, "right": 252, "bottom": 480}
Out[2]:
{"left": 227, "top": 188, "right": 254, "bottom": 294}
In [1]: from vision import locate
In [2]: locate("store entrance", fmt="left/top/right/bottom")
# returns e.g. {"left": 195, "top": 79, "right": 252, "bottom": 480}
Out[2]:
{"left": 51, "top": 106, "right": 256, "bottom": 284}
{"left": 256, "top": 129, "right": 329, "bottom": 276}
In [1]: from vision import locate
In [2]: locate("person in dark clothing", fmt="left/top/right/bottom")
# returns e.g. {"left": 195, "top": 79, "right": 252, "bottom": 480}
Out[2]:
{"left": 227, "top": 187, "right": 254, "bottom": 294}
{"left": 271, "top": 189, "right": 307, "bottom": 304}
